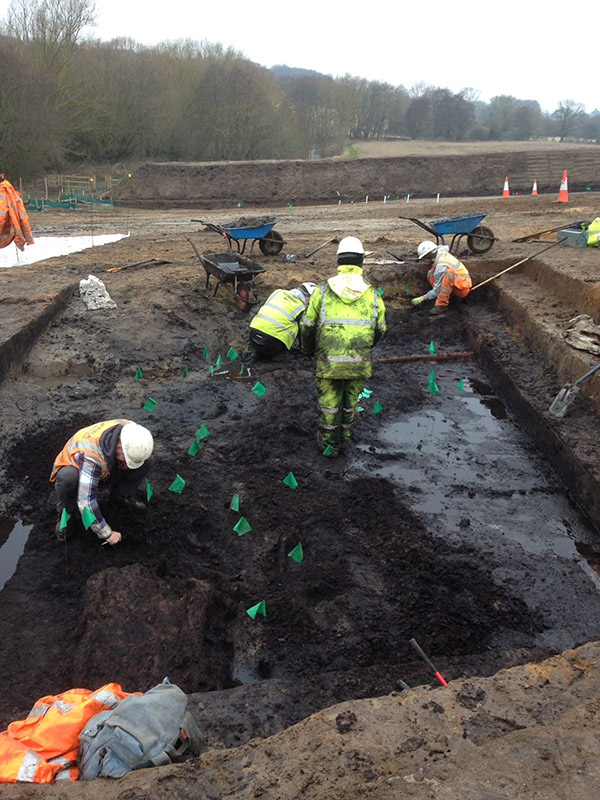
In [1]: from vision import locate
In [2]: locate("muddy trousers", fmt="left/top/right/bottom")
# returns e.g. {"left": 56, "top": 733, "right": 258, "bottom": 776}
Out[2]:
{"left": 54, "top": 462, "right": 151, "bottom": 514}
{"left": 315, "top": 377, "right": 364, "bottom": 449}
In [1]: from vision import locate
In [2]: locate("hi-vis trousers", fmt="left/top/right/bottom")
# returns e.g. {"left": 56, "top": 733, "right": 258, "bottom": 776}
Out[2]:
{"left": 316, "top": 377, "right": 364, "bottom": 449}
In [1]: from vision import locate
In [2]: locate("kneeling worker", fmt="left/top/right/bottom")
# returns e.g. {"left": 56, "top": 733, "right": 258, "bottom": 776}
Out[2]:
{"left": 249, "top": 282, "right": 316, "bottom": 360}
{"left": 50, "top": 419, "right": 154, "bottom": 545}
{"left": 411, "top": 241, "right": 472, "bottom": 315}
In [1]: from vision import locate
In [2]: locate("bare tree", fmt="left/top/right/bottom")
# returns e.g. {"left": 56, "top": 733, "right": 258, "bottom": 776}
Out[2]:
{"left": 552, "top": 99, "right": 585, "bottom": 141}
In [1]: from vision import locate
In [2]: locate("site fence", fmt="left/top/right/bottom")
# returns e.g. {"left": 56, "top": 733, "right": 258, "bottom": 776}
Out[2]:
{"left": 21, "top": 173, "right": 127, "bottom": 202}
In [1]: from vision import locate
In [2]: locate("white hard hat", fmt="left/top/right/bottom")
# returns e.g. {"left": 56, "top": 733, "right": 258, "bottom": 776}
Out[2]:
{"left": 299, "top": 281, "right": 316, "bottom": 297}
{"left": 120, "top": 423, "right": 154, "bottom": 469}
{"left": 418, "top": 240, "right": 438, "bottom": 260}
{"left": 336, "top": 236, "right": 365, "bottom": 255}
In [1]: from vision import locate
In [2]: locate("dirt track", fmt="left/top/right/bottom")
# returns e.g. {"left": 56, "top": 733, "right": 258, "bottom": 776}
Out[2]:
{"left": 1, "top": 184, "right": 600, "bottom": 797}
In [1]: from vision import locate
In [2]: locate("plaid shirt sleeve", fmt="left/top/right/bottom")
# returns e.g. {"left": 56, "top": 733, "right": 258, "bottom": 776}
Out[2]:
{"left": 75, "top": 455, "right": 112, "bottom": 540}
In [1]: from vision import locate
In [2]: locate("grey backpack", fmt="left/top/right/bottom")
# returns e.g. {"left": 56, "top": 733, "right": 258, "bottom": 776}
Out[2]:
{"left": 78, "top": 679, "right": 204, "bottom": 780}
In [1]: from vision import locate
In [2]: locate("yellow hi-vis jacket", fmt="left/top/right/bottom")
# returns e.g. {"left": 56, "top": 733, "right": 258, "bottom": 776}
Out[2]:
{"left": 300, "top": 265, "right": 386, "bottom": 379}
{"left": 249, "top": 289, "right": 306, "bottom": 349}
{"left": 425, "top": 250, "right": 471, "bottom": 301}
{"left": 49, "top": 419, "right": 130, "bottom": 483}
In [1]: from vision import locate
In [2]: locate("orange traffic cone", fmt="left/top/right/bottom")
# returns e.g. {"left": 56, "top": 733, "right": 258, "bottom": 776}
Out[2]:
{"left": 532, "top": 179, "right": 538, "bottom": 196}
{"left": 557, "top": 170, "right": 569, "bottom": 203}
{"left": 502, "top": 177, "right": 510, "bottom": 198}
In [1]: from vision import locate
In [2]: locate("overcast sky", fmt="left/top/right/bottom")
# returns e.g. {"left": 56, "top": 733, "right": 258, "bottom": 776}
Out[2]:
{"left": 1, "top": 0, "right": 593, "bottom": 114}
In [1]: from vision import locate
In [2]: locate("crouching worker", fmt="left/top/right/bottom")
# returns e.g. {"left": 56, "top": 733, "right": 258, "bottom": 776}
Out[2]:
{"left": 249, "top": 282, "right": 316, "bottom": 360}
{"left": 50, "top": 419, "right": 154, "bottom": 545}
{"left": 411, "top": 241, "right": 472, "bottom": 315}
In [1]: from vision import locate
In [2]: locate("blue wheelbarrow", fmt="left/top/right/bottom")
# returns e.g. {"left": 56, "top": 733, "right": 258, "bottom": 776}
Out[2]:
{"left": 399, "top": 213, "right": 496, "bottom": 254}
{"left": 192, "top": 216, "right": 284, "bottom": 256}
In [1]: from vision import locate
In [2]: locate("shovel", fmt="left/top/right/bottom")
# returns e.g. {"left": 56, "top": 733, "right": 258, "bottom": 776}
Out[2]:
{"left": 549, "top": 362, "right": 600, "bottom": 418}
{"left": 304, "top": 238, "right": 338, "bottom": 258}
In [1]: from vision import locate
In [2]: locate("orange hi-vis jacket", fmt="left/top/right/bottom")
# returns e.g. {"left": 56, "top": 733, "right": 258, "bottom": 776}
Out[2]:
{"left": 0, "top": 683, "right": 134, "bottom": 783}
{"left": 0, "top": 177, "right": 34, "bottom": 251}
{"left": 50, "top": 419, "right": 130, "bottom": 483}
{"left": 426, "top": 251, "right": 472, "bottom": 307}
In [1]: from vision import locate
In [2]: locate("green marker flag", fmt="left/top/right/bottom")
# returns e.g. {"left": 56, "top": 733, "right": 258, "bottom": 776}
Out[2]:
{"left": 457, "top": 378, "right": 464, "bottom": 392}
{"left": 134, "top": 367, "right": 143, "bottom": 382}
{"left": 145, "top": 478, "right": 153, "bottom": 502}
{"left": 143, "top": 397, "right": 156, "bottom": 412}
{"left": 230, "top": 493, "right": 240, "bottom": 512}
{"left": 195, "top": 424, "right": 210, "bottom": 441}
{"left": 361, "top": 387, "right": 372, "bottom": 398}
{"left": 429, "top": 341, "right": 435, "bottom": 355}
{"left": 283, "top": 472, "right": 298, "bottom": 490}
{"left": 81, "top": 506, "right": 96, "bottom": 530}
{"left": 372, "top": 401, "right": 383, "bottom": 415}
{"left": 203, "top": 345, "right": 209, "bottom": 360}
{"left": 209, "top": 366, "right": 214, "bottom": 376}
{"left": 428, "top": 369, "right": 436, "bottom": 385}
{"left": 405, "top": 284, "right": 410, "bottom": 293}
{"left": 252, "top": 381, "right": 266, "bottom": 398}
{"left": 246, "top": 600, "right": 266, "bottom": 619}
{"left": 323, "top": 444, "right": 334, "bottom": 456}
{"left": 59, "top": 508, "right": 71, "bottom": 530}
{"left": 428, "top": 382, "right": 440, "bottom": 395}
{"left": 227, "top": 347, "right": 238, "bottom": 361}
{"left": 288, "top": 543, "right": 304, "bottom": 563}
{"left": 168, "top": 474, "right": 186, "bottom": 494}
{"left": 239, "top": 364, "right": 244, "bottom": 375}
{"left": 377, "top": 287, "right": 384, "bottom": 296}
{"left": 358, "top": 406, "right": 365, "bottom": 412}
{"left": 188, "top": 439, "right": 200, "bottom": 456}
{"left": 182, "top": 366, "right": 189, "bottom": 378}
{"left": 233, "top": 516, "right": 252, "bottom": 535}
{"left": 215, "top": 355, "right": 222, "bottom": 368}
{"left": 237, "top": 202, "right": 242, "bottom": 208}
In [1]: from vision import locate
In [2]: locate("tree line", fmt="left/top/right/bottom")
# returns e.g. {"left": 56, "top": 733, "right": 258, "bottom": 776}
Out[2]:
{"left": 1, "top": 0, "right": 598, "bottom": 181}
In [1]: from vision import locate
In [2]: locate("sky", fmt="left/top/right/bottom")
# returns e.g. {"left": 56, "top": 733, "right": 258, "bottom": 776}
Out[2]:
{"left": 0, "top": 0, "right": 593, "bottom": 114}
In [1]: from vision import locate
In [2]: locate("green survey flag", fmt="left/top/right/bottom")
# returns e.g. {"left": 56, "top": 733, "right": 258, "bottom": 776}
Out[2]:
{"left": 323, "top": 444, "right": 334, "bottom": 456}
{"left": 405, "top": 284, "right": 410, "bottom": 293}
{"left": 168, "top": 474, "right": 186, "bottom": 494}
{"left": 233, "top": 516, "right": 252, "bottom": 535}
{"left": 182, "top": 366, "right": 189, "bottom": 378}
{"left": 428, "top": 380, "right": 440, "bottom": 395}
{"left": 59, "top": 508, "right": 71, "bottom": 530}
{"left": 215, "top": 354, "right": 222, "bottom": 368}
{"left": 283, "top": 472, "right": 298, "bottom": 490}
{"left": 209, "top": 366, "right": 214, "bottom": 376}
{"left": 81, "top": 506, "right": 96, "bottom": 530}
{"left": 187, "top": 439, "right": 200, "bottom": 456}
{"left": 143, "top": 397, "right": 156, "bottom": 412}
{"left": 377, "top": 287, "right": 384, "bottom": 296}
{"left": 372, "top": 401, "right": 383, "bottom": 415}
{"left": 134, "top": 367, "right": 143, "bottom": 382}
{"left": 195, "top": 424, "right": 210, "bottom": 441}
{"left": 203, "top": 345, "right": 209, "bottom": 360}
{"left": 230, "top": 493, "right": 240, "bottom": 512}
{"left": 358, "top": 406, "right": 365, "bottom": 412}
{"left": 288, "top": 543, "right": 304, "bottom": 563}
{"left": 227, "top": 347, "right": 238, "bottom": 361}
{"left": 239, "top": 364, "right": 245, "bottom": 375}
{"left": 246, "top": 600, "right": 266, "bottom": 619}
{"left": 429, "top": 341, "right": 435, "bottom": 355}
{"left": 252, "top": 381, "right": 266, "bottom": 398}
{"left": 457, "top": 378, "right": 464, "bottom": 392}
{"left": 145, "top": 478, "right": 153, "bottom": 502}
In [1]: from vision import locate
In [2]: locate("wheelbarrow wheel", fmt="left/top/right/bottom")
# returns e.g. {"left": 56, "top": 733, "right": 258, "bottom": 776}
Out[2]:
{"left": 235, "top": 282, "right": 255, "bottom": 312}
{"left": 467, "top": 225, "right": 495, "bottom": 255}
{"left": 259, "top": 230, "right": 284, "bottom": 256}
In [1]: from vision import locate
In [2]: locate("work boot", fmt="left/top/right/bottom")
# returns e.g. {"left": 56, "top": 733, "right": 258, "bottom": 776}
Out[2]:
{"left": 55, "top": 519, "right": 66, "bottom": 541}
{"left": 429, "top": 306, "right": 447, "bottom": 316}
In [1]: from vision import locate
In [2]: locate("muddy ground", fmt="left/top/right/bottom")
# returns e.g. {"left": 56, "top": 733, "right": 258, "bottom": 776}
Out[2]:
{"left": 1, "top": 189, "right": 600, "bottom": 797}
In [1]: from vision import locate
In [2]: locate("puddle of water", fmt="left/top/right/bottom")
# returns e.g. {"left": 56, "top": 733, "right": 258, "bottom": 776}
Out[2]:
{"left": 0, "top": 520, "right": 34, "bottom": 592}
{"left": 0, "top": 233, "right": 129, "bottom": 268}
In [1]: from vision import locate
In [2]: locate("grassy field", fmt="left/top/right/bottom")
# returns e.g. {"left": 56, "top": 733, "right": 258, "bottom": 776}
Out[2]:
{"left": 341, "top": 140, "right": 599, "bottom": 158}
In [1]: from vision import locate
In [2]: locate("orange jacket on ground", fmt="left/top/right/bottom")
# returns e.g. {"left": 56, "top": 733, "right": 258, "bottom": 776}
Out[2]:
{"left": 50, "top": 418, "right": 130, "bottom": 483}
{"left": 0, "top": 177, "right": 34, "bottom": 251}
{"left": 0, "top": 683, "right": 134, "bottom": 783}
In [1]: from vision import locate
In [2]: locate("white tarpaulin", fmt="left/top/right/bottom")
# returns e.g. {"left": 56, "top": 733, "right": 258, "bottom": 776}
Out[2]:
{"left": 0, "top": 233, "right": 129, "bottom": 268}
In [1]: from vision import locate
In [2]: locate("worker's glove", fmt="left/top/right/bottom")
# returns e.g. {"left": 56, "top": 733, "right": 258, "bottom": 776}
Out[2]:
{"left": 411, "top": 296, "right": 425, "bottom": 306}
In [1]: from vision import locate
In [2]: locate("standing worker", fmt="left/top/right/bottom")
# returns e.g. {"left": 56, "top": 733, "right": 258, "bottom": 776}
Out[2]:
{"left": 300, "top": 237, "right": 386, "bottom": 457}
{"left": 0, "top": 174, "right": 34, "bottom": 251}
{"left": 50, "top": 419, "right": 154, "bottom": 545}
{"left": 248, "top": 282, "right": 316, "bottom": 360}
{"left": 411, "top": 241, "right": 472, "bottom": 315}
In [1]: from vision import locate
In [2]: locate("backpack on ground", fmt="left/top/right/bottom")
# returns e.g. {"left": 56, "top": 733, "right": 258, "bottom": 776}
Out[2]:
{"left": 78, "top": 679, "right": 204, "bottom": 780}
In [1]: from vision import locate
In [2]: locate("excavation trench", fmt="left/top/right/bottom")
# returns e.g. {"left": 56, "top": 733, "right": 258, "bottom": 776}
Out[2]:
{"left": 1, "top": 282, "right": 600, "bottom": 750}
